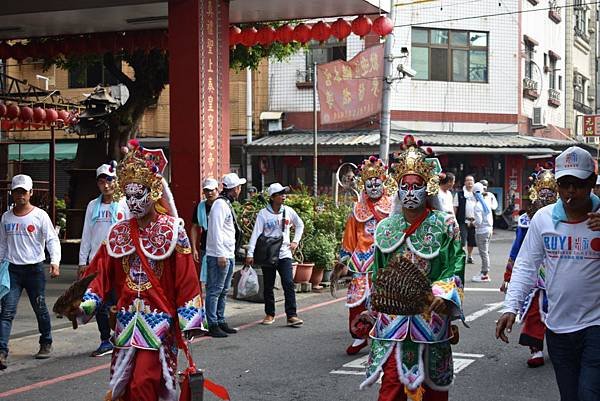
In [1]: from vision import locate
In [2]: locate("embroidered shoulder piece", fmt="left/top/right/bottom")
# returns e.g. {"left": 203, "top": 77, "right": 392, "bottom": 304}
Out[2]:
{"left": 354, "top": 194, "right": 392, "bottom": 222}
{"left": 176, "top": 223, "right": 192, "bottom": 254}
{"left": 375, "top": 210, "right": 448, "bottom": 259}
{"left": 107, "top": 214, "right": 182, "bottom": 260}
{"left": 517, "top": 213, "right": 530, "bottom": 229}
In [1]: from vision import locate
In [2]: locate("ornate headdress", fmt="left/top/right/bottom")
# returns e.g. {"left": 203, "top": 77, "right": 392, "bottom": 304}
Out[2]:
{"left": 114, "top": 139, "right": 168, "bottom": 203}
{"left": 390, "top": 135, "right": 442, "bottom": 195}
{"left": 528, "top": 164, "right": 558, "bottom": 202}
{"left": 356, "top": 156, "right": 397, "bottom": 194}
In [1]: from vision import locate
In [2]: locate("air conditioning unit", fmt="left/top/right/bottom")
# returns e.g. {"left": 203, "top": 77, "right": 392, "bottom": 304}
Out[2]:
{"left": 588, "top": 94, "right": 596, "bottom": 101}
{"left": 532, "top": 107, "right": 546, "bottom": 127}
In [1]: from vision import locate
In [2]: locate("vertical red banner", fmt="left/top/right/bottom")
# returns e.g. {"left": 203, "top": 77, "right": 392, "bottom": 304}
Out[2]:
{"left": 317, "top": 44, "right": 384, "bottom": 125}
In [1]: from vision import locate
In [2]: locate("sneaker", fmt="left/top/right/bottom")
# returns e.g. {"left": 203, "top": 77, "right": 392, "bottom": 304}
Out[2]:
{"left": 208, "top": 325, "right": 228, "bottom": 338}
{"left": 527, "top": 351, "right": 545, "bottom": 368}
{"left": 467, "top": 256, "right": 474, "bottom": 264}
{"left": 261, "top": 315, "right": 275, "bottom": 325}
{"left": 34, "top": 343, "right": 53, "bottom": 359}
{"left": 90, "top": 341, "right": 113, "bottom": 357}
{"left": 287, "top": 316, "right": 304, "bottom": 327}
{"left": 0, "top": 351, "right": 7, "bottom": 370}
{"left": 218, "top": 322, "right": 238, "bottom": 334}
{"left": 471, "top": 274, "right": 491, "bottom": 282}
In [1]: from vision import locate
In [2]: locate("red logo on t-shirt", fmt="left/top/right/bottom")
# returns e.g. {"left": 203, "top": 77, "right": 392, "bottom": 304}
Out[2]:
{"left": 27, "top": 224, "right": 35, "bottom": 233}
{"left": 117, "top": 212, "right": 124, "bottom": 220}
{"left": 591, "top": 238, "right": 600, "bottom": 252}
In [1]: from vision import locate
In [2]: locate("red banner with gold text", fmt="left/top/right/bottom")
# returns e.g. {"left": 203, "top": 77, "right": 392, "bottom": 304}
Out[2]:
{"left": 317, "top": 44, "right": 384, "bottom": 125}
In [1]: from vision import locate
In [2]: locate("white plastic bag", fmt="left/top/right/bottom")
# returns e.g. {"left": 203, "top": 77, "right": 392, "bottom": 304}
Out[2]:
{"left": 237, "top": 265, "right": 259, "bottom": 299}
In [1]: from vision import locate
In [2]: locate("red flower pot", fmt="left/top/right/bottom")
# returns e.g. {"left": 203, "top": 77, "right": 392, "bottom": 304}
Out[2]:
{"left": 293, "top": 262, "right": 314, "bottom": 283}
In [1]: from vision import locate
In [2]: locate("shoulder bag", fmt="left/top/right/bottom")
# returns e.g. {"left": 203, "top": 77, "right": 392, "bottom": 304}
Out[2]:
{"left": 253, "top": 207, "right": 286, "bottom": 266}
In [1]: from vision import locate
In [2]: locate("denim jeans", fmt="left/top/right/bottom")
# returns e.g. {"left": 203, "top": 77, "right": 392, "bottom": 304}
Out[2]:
{"left": 0, "top": 263, "right": 52, "bottom": 354}
{"left": 96, "top": 289, "right": 116, "bottom": 342}
{"left": 262, "top": 258, "right": 297, "bottom": 318}
{"left": 205, "top": 256, "right": 234, "bottom": 326}
{"left": 546, "top": 326, "right": 600, "bottom": 401}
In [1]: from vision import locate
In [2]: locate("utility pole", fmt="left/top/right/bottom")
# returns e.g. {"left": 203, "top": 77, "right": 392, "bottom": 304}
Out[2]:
{"left": 379, "top": 0, "right": 397, "bottom": 165}
{"left": 245, "top": 67, "right": 253, "bottom": 193}
{"left": 313, "top": 62, "right": 318, "bottom": 197}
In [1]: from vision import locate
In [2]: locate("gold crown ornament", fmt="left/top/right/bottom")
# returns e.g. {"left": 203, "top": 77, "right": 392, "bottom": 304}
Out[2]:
{"left": 528, "top": 165, "right": 558, "bottom": 202}
{"left": 113, "top": 139, "right": 168, "bottom": 202}
{"left": 357, "top": 156, "right": 398, "bottom": 195}
{"left": 390, "top": 135, "right": 442, "bottom": 195}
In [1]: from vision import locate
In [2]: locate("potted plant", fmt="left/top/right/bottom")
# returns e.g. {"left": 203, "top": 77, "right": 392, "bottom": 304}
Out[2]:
{"left": 303, "top": 231, "right": 337, "bottom": 288}
{"left": 285, "top": 185, "right": 316, "bottom": 283}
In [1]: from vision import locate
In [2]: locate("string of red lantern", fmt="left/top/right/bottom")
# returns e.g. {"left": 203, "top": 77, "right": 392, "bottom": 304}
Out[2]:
{"left": 0, "top": 102, "right": 78, "bottom": 131}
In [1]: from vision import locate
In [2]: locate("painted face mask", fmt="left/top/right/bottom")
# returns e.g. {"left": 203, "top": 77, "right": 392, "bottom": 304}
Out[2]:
{"left": 398, "top": 174, "right": 426, "bottom": 209}
{"left": 125, "top": 183, "right": 153, "bottom": 218}
{"left": 365, "top": 177, "right": 384, "bottom": 200}
{"left": 537, "top": 188, "right": 557, "bottom": 206}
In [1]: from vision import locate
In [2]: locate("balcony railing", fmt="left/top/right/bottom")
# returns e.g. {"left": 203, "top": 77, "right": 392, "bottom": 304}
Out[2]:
{"left": 574, "top": 100, "right": 593, "bottom": 114}
{"left": 549, "top": 0, "right": 561, "bottom": 22}
{"left": 548, "top": 88, "right": 560, "bottom": 107}
{"left": 296, "top": 69, "right": 315, "bottom": 88}
{"left": 523, "top": 77, "right": 539, "bottom": 99}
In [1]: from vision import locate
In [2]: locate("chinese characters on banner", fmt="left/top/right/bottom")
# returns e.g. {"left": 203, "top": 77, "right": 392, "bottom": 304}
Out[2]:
{"left": 201, "top": 0, "right": 222, "bottom": 178}
{"left": 317, "top": 44, "right": 384, "bottom": 125}
{"left": 583, "top": 115, "right": 600, "bottom": 137}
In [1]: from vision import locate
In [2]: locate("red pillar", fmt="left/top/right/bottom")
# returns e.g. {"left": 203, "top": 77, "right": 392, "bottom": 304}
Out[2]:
{"left": 169, "top": 0, "right": 230, "bottom": 225}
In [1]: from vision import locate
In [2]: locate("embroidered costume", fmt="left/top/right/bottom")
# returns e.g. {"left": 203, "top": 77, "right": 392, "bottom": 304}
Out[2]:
{"left": 340, "top": 157, "right": 393, "bottom": 354}
{"left": 77, "top": 141, "right": 207, "bottom": 401}
{"left": 503, "top": 167, "right": 557, "bottom": 367}
{"left": 361, "top": 136, "right": 465, "bottom": 401}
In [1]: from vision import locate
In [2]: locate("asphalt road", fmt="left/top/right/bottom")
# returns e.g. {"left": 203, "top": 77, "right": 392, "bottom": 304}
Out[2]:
{"left": 0, "top": 233, "right": 560, "bottom": 401}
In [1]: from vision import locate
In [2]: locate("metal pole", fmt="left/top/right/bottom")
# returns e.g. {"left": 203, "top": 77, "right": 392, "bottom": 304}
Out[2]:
{"left": 313, "top": 62, "right": 318, "bottom": 197}
{"left": 380, "top": 0, "right": 396, "bottom": 165}
{"left": 49, "top": 125, "right": 56, "bottom": 226}
{"left": 246, "top": 67, "right": 253, "bottom": 192}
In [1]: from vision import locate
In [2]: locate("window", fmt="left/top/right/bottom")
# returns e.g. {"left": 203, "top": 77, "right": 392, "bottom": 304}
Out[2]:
{"left": 411, "top": 28, "right": 488, "bottom": 82}
{"left": 524, "top": 42, "right": 535, "bottom": 79}
{"left": 300, "top": 38, "right": 346, "bottom": 83}
{"left": 574, "top": 73, "right": 586, "bottom": 104}
{"left": 68, "top": 61, "right": 121, "bottom": 89}
{"left": 574, "top": 0, "right": 589, "bottom": 40}
{"left": 549, "top": 57, "right": 557, "bottom": 90}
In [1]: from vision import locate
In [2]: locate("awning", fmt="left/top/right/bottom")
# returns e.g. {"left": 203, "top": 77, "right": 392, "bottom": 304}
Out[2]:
{"left": 431, "top": 146, "right": 561, "bottom": 155}
{"left": 8, "top": 143, "right": 78, "bottom": 161}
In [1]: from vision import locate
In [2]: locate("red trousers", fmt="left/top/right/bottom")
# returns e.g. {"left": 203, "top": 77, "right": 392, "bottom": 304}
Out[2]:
{"left": 519, "top": 291, "right": 546, "bottom": 351}
{"left": 122, "top": 349, "right": 164, "bottom": 401}
{"left": 349, "top": 303, "right": 368, "bottom": 339}
{"left": 378, "top": 350, "right": 448, "bottom": 401}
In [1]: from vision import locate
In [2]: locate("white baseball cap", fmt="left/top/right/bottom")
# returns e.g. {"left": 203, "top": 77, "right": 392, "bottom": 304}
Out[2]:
{"left": 11, "top": 174, "right": 33, "bottom": 191}
{"left": 96, "top": 163, "right": 116, "bottom": 178}
{"left": 268, "top": 183, "right": 289, "bottom": 197}
{"left": 473, "top": 182, "right": 484, "bottom": 193}
{"left": 222, "top": 173, "right": 246, "bottom": 189}
{"left": 202, "top": 178, "right": 218, "bottom": 190}
{"left": 555, "top": 146, "right": 595, "bottom": 180}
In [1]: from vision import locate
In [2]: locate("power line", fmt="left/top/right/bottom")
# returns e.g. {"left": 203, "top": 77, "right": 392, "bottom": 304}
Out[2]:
{"left": 394, "top": 0, "right": 597, "bottom": 27}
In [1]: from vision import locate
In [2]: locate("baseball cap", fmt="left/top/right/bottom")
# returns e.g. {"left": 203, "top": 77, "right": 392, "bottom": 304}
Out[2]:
{"left": 222, "top": 173, "right": 246, "bottom": 189}
{"left": 473, "top": 182, "right": 484, "bottom": 193}
{"left": 11, "top": 174, "right": 33, "bottom": 191}
{"left": 202, "top": 178, "right": 218, "bottom": 190}
{"left": 268, "top": 183, "right": 289, "bottom": 197}
{"left": 555, "top": 146, "right": 595, "bottom": 180}
{"left": 96, "top": 163, "right": 116, "bottom": 178}
{"left": 479, "top": 179, "right": 489, "bottom": 189}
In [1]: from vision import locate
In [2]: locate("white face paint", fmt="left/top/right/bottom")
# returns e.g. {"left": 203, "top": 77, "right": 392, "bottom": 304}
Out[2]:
{"left": 365, "top": 177, "right": 384, "bottom": 200}
{"left": 125, "top": 183, "right": 153, "bottom": 218}
{"left": 398, "top": 175, "right": 427, "bottom": 209}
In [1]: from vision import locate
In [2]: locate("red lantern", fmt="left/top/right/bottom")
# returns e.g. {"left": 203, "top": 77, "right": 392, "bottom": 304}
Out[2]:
{"left": 276, "top": 24, "right": 294, "bottom": 44}
{"left": 373, "top": 15, "right": 394, "bottom": 37}
{"left": 33, "top": 107, "right": 46, "bottom": 123}
{"left": 351, "top": 15, "right": 372, "bottom": 38}
{"left": 256, "top": 26, "right": 276, "bottom": 46}
{"left": 1, "top": 120, "right": 13, "bottom": 131}
{"left": 45, "top": 108, "right": 58, "bottom": 124}
{"left": 240, "top": 27, "right": 258, "bottom": 47}
{"left": 10, "top": 44, "right": 26, "bottom": 61}
{"left": 293, "top": 23, "right": 312, "bottom": 44}
{"left": 0, "top": 103, "right": 6, "bottom": 118}
{"left": 229, "top": 26, "right": 241, "bottom": 47}
{"left": 20, "top": 106, "right": 33, "bottom": 122}
{"left": 6, "top": 104, "right": 20, "bottom": 120}
{"left": 57, "top": 109, "right": 70, "bottom": 124}
{"left": 331, "top": 18, "right": 352, "bottom": 41}
{"left": 311, "top": 21, "right": 331, "bottom": 43}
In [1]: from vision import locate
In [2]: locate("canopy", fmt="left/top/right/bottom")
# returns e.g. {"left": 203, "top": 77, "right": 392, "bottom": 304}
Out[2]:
{"left": 8, "top": 143, "right": 78, "bottom": 161}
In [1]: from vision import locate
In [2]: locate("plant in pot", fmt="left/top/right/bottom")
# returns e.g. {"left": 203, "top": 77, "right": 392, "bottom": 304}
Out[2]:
{"left": 285, "top": 185, "right": 316, "bottom": 283}
{"left": 303, "top": 231, "right": 337, "bottom": 288}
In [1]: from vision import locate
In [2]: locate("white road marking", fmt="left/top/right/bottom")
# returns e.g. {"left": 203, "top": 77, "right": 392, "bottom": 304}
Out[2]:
{"left": 454, "top": 358, "right": 476, "bottom": 373}
{"left": 331, "top": 370, "right": 366, "bottom": 376}
{"left": 342, "top": 355, "right": 369, "bottom": 369}
{"left": 453, "top": 352, "right": 484, "bottom": 358}
{"left": 465, "top": 302, "right": 504, "bottom": 322}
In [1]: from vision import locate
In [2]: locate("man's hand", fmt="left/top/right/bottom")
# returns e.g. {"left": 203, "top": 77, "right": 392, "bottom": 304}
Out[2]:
{"left": 50, "top": 264, "right": 60, "bottom": 278}
{"left": 587, "top": 212, "right": 600, "bottom": 231}
{"left": 499, "top": 281, "right": 508, "bottom": 293}
{"left": 495, "top": 312, "right": 516, "bottom": 343}
{"left": 217, "top": 257, "right": 227, "bottom": 268}
{"left": 245, "top": 257, "right": 254, "bottom": 266}
{"left": 77, "top": 264, "right": 87, "bottom": 279}
{"left": 290, "top": 242, "right": 298, "bottom": 252}
{"left": 192, "top": 248, "right": 200, "bottom": 264}
{"left": 428, "top": 296, "right": 449, "bottom": 314}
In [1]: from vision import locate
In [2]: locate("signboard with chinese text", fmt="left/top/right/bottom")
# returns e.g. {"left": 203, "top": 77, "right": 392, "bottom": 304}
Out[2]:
{"left": 583, "top": 115, "right": 600, "bottom": 137}
{"left": 317, "top": 44, "right": 384, "bottom": 125}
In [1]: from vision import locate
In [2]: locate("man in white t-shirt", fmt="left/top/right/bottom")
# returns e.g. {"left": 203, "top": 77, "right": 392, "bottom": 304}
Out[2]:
{"left": 0, "top": 175, "right": 61, "bottom": 369}
{"left": 78, "top": 163, "right": 129, "bottom": 357}
{"left": 436, "top": 172, "right": 455, "bottom": 214}
{"left": 496, "top": 146, "right": 600, "bottom": 400}
{"left": 453, "top": 175, "right": 477, "bottom": 263}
